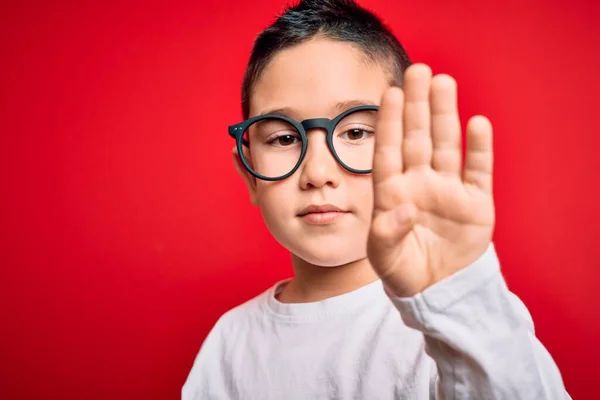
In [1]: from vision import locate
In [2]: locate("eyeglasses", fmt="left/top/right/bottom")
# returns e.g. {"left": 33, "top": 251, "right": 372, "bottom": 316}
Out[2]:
{"left": 228, "top": 105, "right": 379, "bottom": 181}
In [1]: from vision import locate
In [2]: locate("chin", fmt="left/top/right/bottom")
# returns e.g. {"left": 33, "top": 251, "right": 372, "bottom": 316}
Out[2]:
{"left": 290, "top": 243, "right": 366, "bottom": 268}
{"left": 266, "top": 218, "right": 370, "bottom": 267}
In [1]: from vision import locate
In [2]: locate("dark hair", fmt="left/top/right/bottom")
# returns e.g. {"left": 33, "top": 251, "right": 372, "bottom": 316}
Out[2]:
{"left": 240, "top": 0, "right": 412, "bottom": 119}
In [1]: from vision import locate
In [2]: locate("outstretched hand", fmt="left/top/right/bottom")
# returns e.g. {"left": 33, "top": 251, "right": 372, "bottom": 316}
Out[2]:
{"left": 367, "top": 63, "right": 495, "bottom": 298}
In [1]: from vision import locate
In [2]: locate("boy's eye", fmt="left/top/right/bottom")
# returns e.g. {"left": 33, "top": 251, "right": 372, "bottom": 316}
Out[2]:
{"left": 268, "top": 133, "right": 301, "bottom": 147}
{"left": 339, "top": 128, "right": 374, "bottom": 142}
{"left": 345, "top": 129, "right": 367, "bottom": 140}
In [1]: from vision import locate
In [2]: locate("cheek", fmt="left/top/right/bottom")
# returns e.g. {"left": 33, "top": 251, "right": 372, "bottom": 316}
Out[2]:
{"left": 351, "top": 177, "right": 374, "bottom": 218}
{"left": 255, "top": 181, "right": 295, "bottom": 224}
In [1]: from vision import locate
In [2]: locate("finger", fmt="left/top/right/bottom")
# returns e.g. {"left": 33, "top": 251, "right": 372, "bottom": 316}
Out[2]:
{"left": 463, "top": 115, "right": 493, "bottom": 194}
{"left": 372, "top": 86, "right": 404, "bottom": 185}
{"left": 430, "top": 74, "right": 462, "bottom": 175}
{"left": 402, "top": 63, "right": 433, "bottom": 170}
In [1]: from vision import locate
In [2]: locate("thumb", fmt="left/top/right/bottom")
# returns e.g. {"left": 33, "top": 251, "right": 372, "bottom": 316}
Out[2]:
{"left": 369, "top": 203, "right": 417, "bottom": 249}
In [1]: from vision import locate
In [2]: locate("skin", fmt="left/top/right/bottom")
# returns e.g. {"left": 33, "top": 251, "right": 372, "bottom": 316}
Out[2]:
{"left": 233, "top": 37, "right": 495, "bottom": 302}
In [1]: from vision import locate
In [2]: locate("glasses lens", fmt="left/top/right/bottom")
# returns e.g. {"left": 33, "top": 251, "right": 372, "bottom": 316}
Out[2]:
{"left": 243, "top": 118, "right": 303, "bottom": 179}
{"left": 332, "top": 109, "right": 377, "bottom": 172}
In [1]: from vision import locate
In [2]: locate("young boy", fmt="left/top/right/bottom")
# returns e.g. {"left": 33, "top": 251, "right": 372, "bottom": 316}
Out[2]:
{"left": 183, "top": 0, "right": 569, "bottom": 398}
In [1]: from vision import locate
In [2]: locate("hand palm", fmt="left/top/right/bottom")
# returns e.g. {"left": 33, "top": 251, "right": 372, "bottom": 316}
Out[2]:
{"left": 367, "top": 64, "right": 495, "bottom": 297}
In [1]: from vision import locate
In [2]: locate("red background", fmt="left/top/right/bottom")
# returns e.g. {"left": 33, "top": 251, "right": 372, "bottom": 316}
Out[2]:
{"left": 1, "top": 0, "right": 598, "bottom": 398}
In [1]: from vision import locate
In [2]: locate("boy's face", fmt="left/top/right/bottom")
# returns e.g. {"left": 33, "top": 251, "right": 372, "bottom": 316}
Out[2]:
{"left": 234, "top": 37, "right": 390, "bottom": 267}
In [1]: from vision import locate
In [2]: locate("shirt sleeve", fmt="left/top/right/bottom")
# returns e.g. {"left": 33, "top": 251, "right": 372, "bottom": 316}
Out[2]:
{"left": 387, "top": 243, "right": 571, "bottom": 399}
{"left": 182, "top": 317, "right": 235, "bottom": 400}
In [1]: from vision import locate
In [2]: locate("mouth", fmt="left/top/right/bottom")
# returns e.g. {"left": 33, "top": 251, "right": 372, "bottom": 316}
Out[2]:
{"left": 297, "top": 204, "right": 349, "bottom": 225}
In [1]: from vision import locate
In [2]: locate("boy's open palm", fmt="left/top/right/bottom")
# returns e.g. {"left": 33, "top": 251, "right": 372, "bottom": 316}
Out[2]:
{"left": 367, "top": 64, "right": 495, "bottom": 298}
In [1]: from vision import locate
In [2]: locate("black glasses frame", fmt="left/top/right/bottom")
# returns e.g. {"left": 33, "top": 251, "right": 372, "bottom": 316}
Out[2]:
{"left": 228, "top": 105, "right": 379, "bottom": 181}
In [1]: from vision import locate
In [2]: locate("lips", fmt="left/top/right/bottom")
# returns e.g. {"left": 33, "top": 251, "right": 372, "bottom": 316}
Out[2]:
{"left": 297, "top": 204, "right": 349, "bottom": 225}
{"left": 297, "top": 204, "right": 347, "bottom": 216}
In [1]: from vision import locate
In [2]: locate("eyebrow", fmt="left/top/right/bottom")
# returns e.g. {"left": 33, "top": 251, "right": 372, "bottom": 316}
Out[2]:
{"left": 258, "top": 99, "right": 376, "bottom": 118}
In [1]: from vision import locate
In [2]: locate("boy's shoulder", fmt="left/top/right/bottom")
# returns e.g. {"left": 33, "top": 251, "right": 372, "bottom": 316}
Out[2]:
{"left": 209, "top": 279, "right": 287, "bottom": 336}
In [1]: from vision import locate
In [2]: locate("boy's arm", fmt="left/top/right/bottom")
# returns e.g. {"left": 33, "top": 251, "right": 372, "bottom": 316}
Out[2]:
{"left": 388, "top": 243, "right": 570, "bottom": 399}
{"left": 366, "top": 64, "right": 569, "bottom": 399}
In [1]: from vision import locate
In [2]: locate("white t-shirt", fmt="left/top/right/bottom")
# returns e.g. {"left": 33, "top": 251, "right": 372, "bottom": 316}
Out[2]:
{"left": 182, "top": 244, "right": 569, "bottom": 399}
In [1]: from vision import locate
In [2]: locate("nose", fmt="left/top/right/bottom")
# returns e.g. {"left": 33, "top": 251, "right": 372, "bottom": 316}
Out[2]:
{"left": 298, "top": 129, "right": 342, "bottom": 190}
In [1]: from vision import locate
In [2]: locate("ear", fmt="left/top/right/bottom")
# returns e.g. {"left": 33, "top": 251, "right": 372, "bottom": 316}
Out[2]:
{"left": 231, "top": 146, "right": 259, "bottom": 206}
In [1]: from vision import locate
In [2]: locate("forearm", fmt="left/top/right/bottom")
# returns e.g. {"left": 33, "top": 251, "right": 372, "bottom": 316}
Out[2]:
{"left": 389, "top": 244, "right": 569, "bottom": 399}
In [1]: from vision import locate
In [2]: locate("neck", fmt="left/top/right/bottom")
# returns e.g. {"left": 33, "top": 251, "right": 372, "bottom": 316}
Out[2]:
{"left": 276, "top": 255, "right": 380, "bottom": 303}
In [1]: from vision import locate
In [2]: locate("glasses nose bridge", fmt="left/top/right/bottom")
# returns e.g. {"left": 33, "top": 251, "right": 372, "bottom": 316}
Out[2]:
{"left": 301, "top": 117, "right": 333, "bottom": 135}
{"left": 300, "top": 118, "right": 335, "bottom": 160}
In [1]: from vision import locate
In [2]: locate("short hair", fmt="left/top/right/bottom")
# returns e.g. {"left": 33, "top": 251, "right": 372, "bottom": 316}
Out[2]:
{"left": 240, "top": 0, "right": 412, "bottom": 119}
